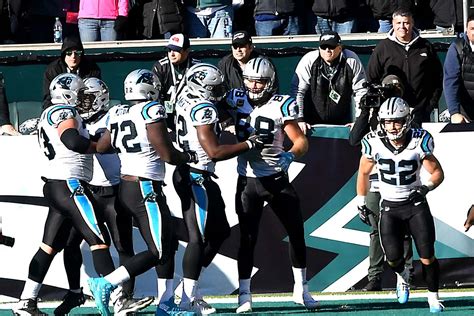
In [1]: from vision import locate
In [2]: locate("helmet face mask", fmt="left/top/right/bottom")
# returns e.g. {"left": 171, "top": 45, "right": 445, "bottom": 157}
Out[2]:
{"left": 185, "top": 63, "right": 225, "bottom": 102}
{"left": 378, "top": 97, "right": 412, "bottom": 141}
{"left": 49, "top": 73, "right": 86, "bottom": 106}
{"left": 242, "top": 57, "right": 275, "bottom": 104}
{"left": 78, "top": 77, "right": 110, "bottom": 121}
{"left": 124, "top": 69, "right": 161, "bottom": 101}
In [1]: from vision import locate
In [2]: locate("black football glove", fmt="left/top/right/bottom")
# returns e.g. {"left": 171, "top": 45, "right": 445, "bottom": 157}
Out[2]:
{"left": 246, "top": 134, "right": 266, "bottom": 149}
{"left": 408, "top": 185, "right": 430, "bottom": 204}
{"left": 114, "top": 15, "right": 128, "bottom": 33}
{"left": 357, "top": 205, "right": 372, "bottom": 226}
{"left": 184, "top": 150, "right": 198, "bottom": 164}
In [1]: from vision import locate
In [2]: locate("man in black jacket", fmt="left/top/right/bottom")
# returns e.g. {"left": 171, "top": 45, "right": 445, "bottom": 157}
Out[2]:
{"left": 152, "top": 33, "right": 200, "bottom": 130}
{"left": 218, "top": 31, "right": 279, "bottom": 93}
{"left": 140, "top": 0, "right": 184, "bottom": 39}
{"left": 42, "top": 35, "right": 101, "bottom": 109}
{"left": 367, "top": 9, "right": 442, "bottom": 125}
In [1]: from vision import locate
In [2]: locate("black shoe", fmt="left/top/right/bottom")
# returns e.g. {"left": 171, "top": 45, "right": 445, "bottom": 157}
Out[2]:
{"left": 114, "top": 296, "right": 155, "bottom": 315}
{"left": 363, "top": 279, "right": 382, "bottom": 291}
{"left": 54, "top": 289, "right": 86, "bottom": 315}
{"left": 13, "top": 299, "right": 48, "bottom": 315}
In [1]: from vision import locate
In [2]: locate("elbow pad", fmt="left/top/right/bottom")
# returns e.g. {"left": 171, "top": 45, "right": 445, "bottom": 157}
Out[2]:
{"left": 60, "top": 128, "right": 91, "bottom": 154}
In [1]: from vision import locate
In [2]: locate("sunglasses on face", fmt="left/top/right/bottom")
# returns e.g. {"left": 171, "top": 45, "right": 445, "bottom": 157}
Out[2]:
{"left": 65, "top": 50, "right": 83, "bottom": 56}
{"left": 319, "top": 45, "right": 337, "bottom": 51}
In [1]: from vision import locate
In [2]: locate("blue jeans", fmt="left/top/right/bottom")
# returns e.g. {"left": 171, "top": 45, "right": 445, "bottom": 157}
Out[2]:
{"left": 378, "top": 19, "right": 392, "bottom": 33}
{"left": 78, "top": 18, "right": 116, "bottom": 42}
{"left": 184, "top": 5, "right": 233, "bottom": 38}
{"left": 315, "top": 17, "right": 354, "bottom": 34}
{"left": 255, "top": 16, "right": 300, "bottom": 36}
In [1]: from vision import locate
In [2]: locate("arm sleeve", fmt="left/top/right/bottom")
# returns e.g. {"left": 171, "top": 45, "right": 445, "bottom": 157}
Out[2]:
{"left": 443, "top": 42, "right": 462, "bottom": 115}
{"left": 291, "top": 51, "right": 317, "bottom": 120}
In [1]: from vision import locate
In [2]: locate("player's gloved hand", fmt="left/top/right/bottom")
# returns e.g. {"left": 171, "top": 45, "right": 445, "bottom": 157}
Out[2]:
{"left": 246, "top": 134, "right": 266, "bottom": 149}
{"left": 358, "top": 205, "right": 372, "bottom": 226}
{"left": 276, "top": 151, "right": 295, "bottom": 172}
{"left": 184, "top": 150, "right": 198, "bottom": 164}
{"left": 464, "top": 205, "right": 474, "bottom": 232}
{"left": 408, "top": 185, "right": 429, "bottom": 204}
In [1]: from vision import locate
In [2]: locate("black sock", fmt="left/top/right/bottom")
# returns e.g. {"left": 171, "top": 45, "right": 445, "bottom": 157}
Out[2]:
{"left": 64, "top": 245, "right": 83, "bottom": 289}
{"left": 422, "top": 259, "right": 440, "bottom": 292}
{"left": 119, "top": 253, "right": 134, "bottom": 297}
{"left": 28, "top": 248, "right": 55, "bottom": 283}
{"left": 92, "top": 248, "right": 115, "bottom": 276}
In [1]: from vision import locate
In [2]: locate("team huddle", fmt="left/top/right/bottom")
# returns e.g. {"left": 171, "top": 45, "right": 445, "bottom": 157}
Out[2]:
{"left": 13, "top": 57, "right": 319, "bottom": 316}
{"left": 10, "top": 50, "right": 455, "bottom": 315}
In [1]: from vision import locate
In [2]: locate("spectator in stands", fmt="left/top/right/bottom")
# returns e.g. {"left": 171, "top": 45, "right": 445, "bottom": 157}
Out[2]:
{"left": 78, "top": 0, "right": 128, "bottom": 42}
{"left": 183, "top": 0, "right": 233, "bottom": 38}
{"left": 42, "top": 35, "right": 101, "bottom": 109}
{"left": 311, "top": 0, "right": 358, "bottom": 34}
{"left": 140, "top": 0, "right": 184, "bottom": 39}
{"left": 152, "top": 33, "right": 199, "bottom": 130}
{"left": 291, "top": 30, "right": 367, "bottom": 134}
{"left": 20, "top": 0, "right": 80, "bottom": 43}
{"left": 253, "top": 0, "right": 301, "bottom": 36}
{"left": 430, "top": 0, "right": 464, "bottom": 34}
{"left": 218, "top": 31, "right": 279, "bottom": 93}
{"left": 0, "top": 73, "right": 19, "bottom": 135}
{"left": 367, "top": 0, "right": 414, "bottom": 33}
{"left": 367, "top": 9, "right": 443, "bottom": 125}
{"left": 443, "top": 14, "right": 474, "bottom": 123}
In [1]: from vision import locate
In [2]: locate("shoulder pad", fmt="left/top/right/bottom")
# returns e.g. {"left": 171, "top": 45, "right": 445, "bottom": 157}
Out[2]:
{"left": 270, "top": 95, "right": 298, "bottom": 119}
{"left": 47, "top": 105, "right": 77, "bottom": 127}
{"left": 141, "top": 101, "right": 167, "bottom": 121}
{"left": 190, "top": 102, "right": 218, "bottom": 125}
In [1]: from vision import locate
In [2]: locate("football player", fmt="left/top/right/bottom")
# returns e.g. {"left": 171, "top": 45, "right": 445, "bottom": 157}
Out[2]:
{"left": 14, "top": 74, "right": 116, "bottom": 316}
{"left": 356, "top": 97, "right": 445, "bottom": 313}
{"left": 171, "top": 63, "right": 266, "bottom": 315}
{"left": 56, "top": 78, "right": 154, "bottom": 316}
{"left": 225, "top": 57, "right": 319, "bottom": 313}
{"left": 87, "top": 69, "right": 197, "bottom": 316}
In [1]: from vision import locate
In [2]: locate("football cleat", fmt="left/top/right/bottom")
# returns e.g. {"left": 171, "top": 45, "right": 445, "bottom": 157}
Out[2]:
{"left": 87, "top": 277, "right": 117, "bottom": 316}
{"left": 293, "top": 285, "right": 319, "bottom": 310}
{"left": 155, "top": 297, "right": 195, "bottom": 316}
{"left": 54, "top": 289, "right": 86, "bottom": 315}
{"left": 429, "top": 299, "right": 445, "bottom": 313}
{"left": 114, "top": 295, "right": 154, "bottom": 316}
{"left": 396, "top": 282, "right": 410, "bottom": 304}
{"left": 13, "top": 299, "right": 47, "bottom": 316}
{"left": 236, "top": 292, "right": 252, "bottom": 313}
{"left": 181, "top": 298, "right": 216, "bottom": 315}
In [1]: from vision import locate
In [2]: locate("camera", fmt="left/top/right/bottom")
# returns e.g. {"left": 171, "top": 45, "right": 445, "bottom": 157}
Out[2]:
{"left": 361, "top": 75, "right": 405, "bottom": 108}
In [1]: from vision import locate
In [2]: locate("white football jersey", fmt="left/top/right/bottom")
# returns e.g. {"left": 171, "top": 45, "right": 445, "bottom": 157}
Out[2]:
{"left": 87, "top": 113, "right": 121, "bottom": 187}
{"left": 226, "top": 89, "right": 299, "bottom": 177}
{"left": 361, "top": 128, "right": 434, "bottom": 202}
{"left": 38, "top": 105, "right": 93, "bottom": 181}
{"left": 175, "top": 92, "right": 219, "bottom": 172}
{"left": 106, "top": 101, "right": 167, "bottom": 181}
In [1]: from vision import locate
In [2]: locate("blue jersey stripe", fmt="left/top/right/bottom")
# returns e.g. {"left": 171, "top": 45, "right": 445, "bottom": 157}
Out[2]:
{"left": 47, "top": 105, "right": 77, "bottom": 126}
{"left": 421, "top": 132, "right": 432, "bottom": 154}
{"left": 140, "top": 180, "right": 162, "bottom": 257}
{"left": 190, "top": 172, "right": 208, "bottom": 240}
{"left": 191, "top": 102, "right": 215, "bottom": 122}
{"left": 361, "top": 138, "right": 371, "bottom": 156}
{"left": 281, "top": 97, "right": 295, "bottom": 117}
{"left": 66, "top": 179, "right": 104, "bottom": 242}
{"left": 141, "top": 101, "right": 159, "bottom": 120}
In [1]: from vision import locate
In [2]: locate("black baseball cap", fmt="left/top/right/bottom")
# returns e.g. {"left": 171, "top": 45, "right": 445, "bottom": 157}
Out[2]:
{"left": 232, "top": 31, "right": 252, "bottom": 47}
{"left": 319, "top": 30, "right": 341, "bottom": 47}
{"left": 167, "top": 33, "right": 190, "bottom": 51}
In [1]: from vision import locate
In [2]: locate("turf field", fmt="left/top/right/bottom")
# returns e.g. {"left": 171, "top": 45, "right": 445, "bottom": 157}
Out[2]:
{"left": 2, "top": 291, "right": 474, "bottom": 315}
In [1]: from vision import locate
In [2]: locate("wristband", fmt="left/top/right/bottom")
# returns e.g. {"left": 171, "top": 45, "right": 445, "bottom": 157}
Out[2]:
{"left": 245, "top": 140, "right": 253, "bottom": 149}
{"left": 424, "top": 180, "right": 435, "bottom": 191}
{"left": 356, "top": 195, "right": 366, "bottom": 206}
